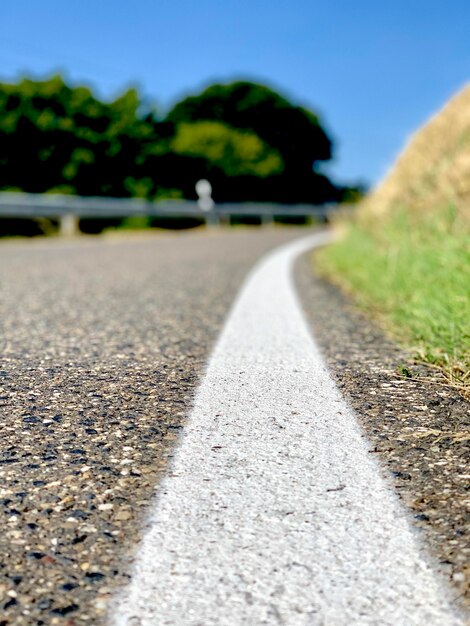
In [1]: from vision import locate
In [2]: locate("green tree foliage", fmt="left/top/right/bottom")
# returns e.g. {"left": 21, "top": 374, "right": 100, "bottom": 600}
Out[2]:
{"left": 165, "top": 81, "right": 351, "bottom": 203}
{"left": 0, "top": 75, "right": 160, "bottom": 197}
{"left": 0, "top": 75, "right": 359, "bottom": 206}
{"left": 167, "top": 81, "right": 332, "bottom": 176}
{"left": 171, "top": 121, "right": 283, "bottom": 177}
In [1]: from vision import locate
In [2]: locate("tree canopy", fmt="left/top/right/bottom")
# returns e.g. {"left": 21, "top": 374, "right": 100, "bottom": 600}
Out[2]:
{"left": 0, "top": 76, "right": 161, "bottom": 197}
{"left": 167, "top": 81, "right": 332, "bottom": 176}
{"left": 0, "top": 75, "right": 360, "bottom": 204}
{"left": 170, "top": 121, "right": 283, "bottom": 178}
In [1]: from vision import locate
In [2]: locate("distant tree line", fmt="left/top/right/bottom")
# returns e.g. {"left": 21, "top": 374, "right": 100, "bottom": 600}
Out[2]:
{"left": 0, "top": 75, "right": 363, "bottom": 209}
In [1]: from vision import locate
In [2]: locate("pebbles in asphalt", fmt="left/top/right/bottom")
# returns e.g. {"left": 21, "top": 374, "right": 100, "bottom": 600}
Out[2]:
{"left": 0, "top": 228, "right": 304, "bottom": 625}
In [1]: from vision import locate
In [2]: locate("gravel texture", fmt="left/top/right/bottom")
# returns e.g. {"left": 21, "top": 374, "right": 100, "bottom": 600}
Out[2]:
{"left": 0, "top": 227, "right": 303, "bottom": 626}
{"left": 111, "top": 233, "right": 462, "bottom": 626}
{"left": 296, "top": 251, "right": 470, "bottom": 615}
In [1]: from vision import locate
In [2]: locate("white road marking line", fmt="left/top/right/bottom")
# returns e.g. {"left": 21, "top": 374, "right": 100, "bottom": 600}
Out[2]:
{"left": 110, "top": 233, "right": 462, "bottom": 626}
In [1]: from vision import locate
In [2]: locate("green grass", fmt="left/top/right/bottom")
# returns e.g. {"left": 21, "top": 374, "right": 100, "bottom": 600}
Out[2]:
{"left": 316, "top": 208, "right": 470, "bottom": 393}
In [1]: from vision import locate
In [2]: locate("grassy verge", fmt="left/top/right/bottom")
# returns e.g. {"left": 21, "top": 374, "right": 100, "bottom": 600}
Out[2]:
{"left": 315, "top": 207, "right": 470, "bottom": 395}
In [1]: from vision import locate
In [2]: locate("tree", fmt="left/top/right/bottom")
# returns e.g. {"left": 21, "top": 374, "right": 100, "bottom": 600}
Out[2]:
{"left": 0, "top": 76, "right": 360, "bottom": 208}
{"left": 164, "top": 81, "right": 345, "bottom": 203}
{"left": 166, "top": 81, "right": 332, "bottom": 176}
{"left": 170, "top": 121, "right": 283, "bottom": 177}
{"left": 0, "top": 75, "right": 160, "bottom": 197}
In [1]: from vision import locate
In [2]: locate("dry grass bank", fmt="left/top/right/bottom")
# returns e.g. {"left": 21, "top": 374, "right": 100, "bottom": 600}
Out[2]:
{"left": 317, "top": 85, "right": 470, "bottom": 393}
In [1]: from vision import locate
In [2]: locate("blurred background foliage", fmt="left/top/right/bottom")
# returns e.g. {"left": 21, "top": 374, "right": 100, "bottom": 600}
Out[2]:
{"left": 0, "top": 75, "right": 362, "bottom": 205}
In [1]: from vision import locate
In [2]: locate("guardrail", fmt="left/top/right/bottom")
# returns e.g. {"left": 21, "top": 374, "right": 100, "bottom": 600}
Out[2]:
{"left": 0, "top": 192, "right": 344, "bottom": 235}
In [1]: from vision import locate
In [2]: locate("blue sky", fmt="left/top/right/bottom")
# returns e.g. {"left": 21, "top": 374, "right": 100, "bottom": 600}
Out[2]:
{"left": 1, "top": 0, "right": 469, "bottom": 186}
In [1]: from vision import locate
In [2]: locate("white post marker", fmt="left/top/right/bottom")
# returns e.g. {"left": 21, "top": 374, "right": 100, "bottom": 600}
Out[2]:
{"left": 195, "top": 178, "right": 219, "bottom": 227}
{"left": 195, "top": 178, "right": 214, "bottom": 212}
{"left": 110, "top": 233, "right": 463, "bottom": 626}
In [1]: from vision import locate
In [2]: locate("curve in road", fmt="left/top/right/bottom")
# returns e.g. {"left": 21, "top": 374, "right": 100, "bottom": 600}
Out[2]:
{"left": 110, "top": 233, "right": 462, "bottom": 626}
{"left": 0, "top": 228, "right": 307, "bottom": 624}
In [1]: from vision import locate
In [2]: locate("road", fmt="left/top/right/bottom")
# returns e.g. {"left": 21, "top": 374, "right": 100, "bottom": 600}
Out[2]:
{"left": 0, "top": 228, "right": 463, "bottom": 625}
{"left": 110, "top": 233, "right": 461, "bottom": 626}
{"left": 0, "top": 228, "right": 304, "bottom": 625}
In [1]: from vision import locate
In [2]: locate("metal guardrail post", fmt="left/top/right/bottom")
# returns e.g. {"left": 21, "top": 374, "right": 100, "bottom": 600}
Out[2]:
{"left": 206, "top": 210, "right": 220, "bottom": 228}
{"left": 59, "top": 214, "right": 79, "bottom": 237}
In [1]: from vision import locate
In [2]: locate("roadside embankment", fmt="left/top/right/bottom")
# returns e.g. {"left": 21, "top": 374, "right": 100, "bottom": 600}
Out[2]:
{"left": 316, "top": 84, "right": 470, "bottom": 394}
{"left": 304, "top": 84, "right": 470, "bottom": 611}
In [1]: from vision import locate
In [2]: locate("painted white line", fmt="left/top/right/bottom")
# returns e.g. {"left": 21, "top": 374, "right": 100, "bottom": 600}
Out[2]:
{"left": 110, "top": 233, "right": 462, "bottom": 626}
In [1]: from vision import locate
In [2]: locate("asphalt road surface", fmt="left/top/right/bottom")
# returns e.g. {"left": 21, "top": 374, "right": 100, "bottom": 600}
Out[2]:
{"left": 0, "top": 228, "right": 304, "bottom": 625}
{"left": 0, "top": 228, "right": 463, "bottom": 626}
{"left": 111, "top": 233, "right": 461, "bottom": 626}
